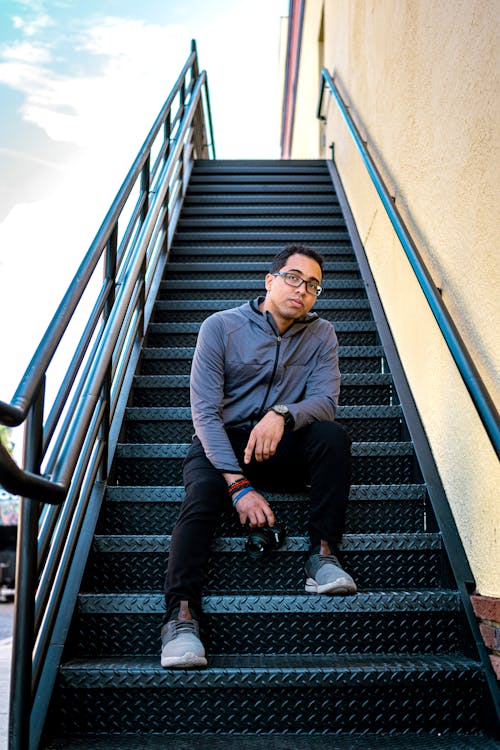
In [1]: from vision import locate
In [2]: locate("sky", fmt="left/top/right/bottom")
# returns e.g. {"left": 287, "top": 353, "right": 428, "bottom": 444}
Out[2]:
{"left": 0, "top": 0, "right": 288, "bottom": 458}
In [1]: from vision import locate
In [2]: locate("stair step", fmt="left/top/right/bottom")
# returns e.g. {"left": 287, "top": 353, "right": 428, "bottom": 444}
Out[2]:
{"left": 169, "top": 247, "right": 354, "bottom": 264}
{"left": 157, "top": 278, "right": 365, "bottom": 301}
{"left": 43, "top": 733, "right": 500, "bottom": 750}
{"left": 183, "top": 193, "right": 341, "bottom": 204}
{"left": 84, "top": 533, "right": 439, "bottom": 592}
{"left": 78, "top": 589, "right": 457, "bottom": 615}
{"left": 192, "top": 161, "right": 328, "bottom": 172}
{"left": 176, "top": 217, "right": 346, "bottom": 229}
{"left": 151, "top": 298, "right": 373, "bottom": 323}
{"left": 139, "top": 345, "right": 385, "bottom": 375}
{"left": 173, "top": 230, "right": 351, "bottom": 243}
{"left": 123, "top": 404, "right": 402, "bottom": 443}
{"left": 114, "top": 440, "right": 417, "bottom": 485}
{"left": 158, "top": 278, "right": 365, "bottom": 290}
{"left": 164, "top": 261, "right": 360, "bottom": 280}
{"left": 51, "top": 654, "right": 484, "bottom": 736}
{"left": 188, "top": 174, "right": 333, "bottom": 184}
{"left": 146, "top": 320, "right": 379, "bottom": 347}
{"left": 71, "top": 591, "right": 463, "bottom": 657}
{"left": 130, "top": 373, "right": 394, "bottom": 407}
{"left": 100, "top": 484, "right": 427, "bottom": 536}
{"left": 185, "top": 183, "right": 339, "bottom": 195}
{"left": 91, "top": 533, "right": 440, "bottom": 554}
{"left": 181, "top": 204, "right": 343, "bottom": 216}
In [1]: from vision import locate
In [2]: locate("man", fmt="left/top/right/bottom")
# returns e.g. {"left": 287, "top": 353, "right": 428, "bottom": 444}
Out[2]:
{"left": 161, "top": 244, "right": 356, "bottom": 669}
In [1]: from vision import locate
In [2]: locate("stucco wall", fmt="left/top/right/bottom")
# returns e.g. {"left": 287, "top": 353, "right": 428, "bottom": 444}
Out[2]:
{"left": 289, "top": 0, "right": 500, "bottom": 595}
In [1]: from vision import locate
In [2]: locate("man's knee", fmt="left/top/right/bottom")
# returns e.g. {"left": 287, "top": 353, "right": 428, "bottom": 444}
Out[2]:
{"left": 306, "top": 420, "right": 351, "bottom": 452}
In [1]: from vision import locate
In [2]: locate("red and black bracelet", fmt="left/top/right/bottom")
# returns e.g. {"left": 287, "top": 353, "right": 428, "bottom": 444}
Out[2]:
{"left": 227, "top": 478, "right": 254, "bottom": 507}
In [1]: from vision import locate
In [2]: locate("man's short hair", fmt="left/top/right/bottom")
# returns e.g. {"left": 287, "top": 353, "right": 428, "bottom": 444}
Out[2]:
{"left": 270, "top": 244, "right": 325, "bottom": 276}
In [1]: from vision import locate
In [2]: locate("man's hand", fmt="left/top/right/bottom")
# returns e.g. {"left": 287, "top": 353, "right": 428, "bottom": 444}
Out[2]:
{"left": 235, "top": 489, "right": 275, "bottom": 528}
{"left": 244, "top": 410, "right": 285, "bottom": 464}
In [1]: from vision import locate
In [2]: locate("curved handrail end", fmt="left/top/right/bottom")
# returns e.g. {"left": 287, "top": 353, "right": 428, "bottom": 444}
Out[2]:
{"left": 0, "top": 442, "right": 67, "bottom": 505}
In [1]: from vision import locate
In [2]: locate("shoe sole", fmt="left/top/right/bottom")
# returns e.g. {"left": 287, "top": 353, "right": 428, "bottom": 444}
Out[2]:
{"left": 305, "top": 577, "right": 357, "bottom": 595}
{"left": 161, "top": 652, "right": 208, "bottom": 669}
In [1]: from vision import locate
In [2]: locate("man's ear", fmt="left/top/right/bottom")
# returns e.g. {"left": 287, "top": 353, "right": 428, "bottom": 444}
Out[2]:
{"left": 264, "top": 273, "right": 274, "bottom": 293}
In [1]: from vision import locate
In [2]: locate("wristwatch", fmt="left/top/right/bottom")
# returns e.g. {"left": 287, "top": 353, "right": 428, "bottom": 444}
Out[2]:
{"left": 269, "top": 404, "right": 295, "bottom": 430}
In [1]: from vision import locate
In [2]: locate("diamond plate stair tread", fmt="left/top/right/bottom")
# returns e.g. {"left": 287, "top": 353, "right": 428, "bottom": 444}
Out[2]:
{"left": 181, "top": 205, "right": 343, "bottom": 216}
{"left": 124, "top": 405, "right": 397, "bottom": 420}
{"left": 177, "top": 218, "right": 347, "bottom": 230}
{"left": 158, "top": 278, "right": 364, "bottom": 290}
{"left": 43, "top": 734, "right": 500, "bottom": 750}
{"left": 174, "top": 231, "right": 351, "bottom": 241}
{"left": 58, "top": 653, "right": 481, "bottom": 689}
{"left": 153, "top": 298, "right": 370, "bottom": 310}
{"left": 165, "top": 261, "right": 358, "bottom": 273}
{"left": 92, "top": 533, "right": 440, "bottom": 553}
{"left": 193, "top": 159, "right": 326, "bottom": 165}
{"left": 183, "top": 193, "right": 342, "bottom": 204}
{"left": 105, "top": 484, "right": 427, "bottom": 502}
{"left": 116, "top": 441, "right": 414, "bottom": 460}
{"left": 133, "top": 372, "right": 392, "bottom": 386}
{"left": 189, "top": 174, "right": 333, "bottom": 183}
{"left": 77, "top": 590, "right": 460, "bottom": 615}
{"left": 192, "top": 162, "right": 328, "bottom": 171}
{"left": 142, "top": 344, "right": 383, "bottom": 359}
{"left": 170, "top": 245, "right": 353, "bottom": 256}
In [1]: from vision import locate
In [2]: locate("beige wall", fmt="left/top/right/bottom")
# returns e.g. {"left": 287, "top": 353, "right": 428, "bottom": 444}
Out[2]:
{"left": 289, "top": 0, "right": 500, "bottom": 595}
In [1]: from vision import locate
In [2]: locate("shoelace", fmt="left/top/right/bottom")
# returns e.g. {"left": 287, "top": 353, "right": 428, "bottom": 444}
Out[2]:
{"left": 316, "top": 553, "right": 341, "bottom": 567}
{"left": 170, "top": 619, "right": 199, "bottom": 638}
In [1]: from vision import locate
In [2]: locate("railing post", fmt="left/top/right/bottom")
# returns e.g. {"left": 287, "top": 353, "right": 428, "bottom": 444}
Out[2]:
{"left": 162, "top": 117, "right": 171, "bottom": 248}
{"left": 139, "top": 157, "right": 150, "bottom": 338}
{"left": 9, "top": 380, "right": 45, "bottom": 750}
{"left": 101, "top": 226, "right": 117, "bottom": 478}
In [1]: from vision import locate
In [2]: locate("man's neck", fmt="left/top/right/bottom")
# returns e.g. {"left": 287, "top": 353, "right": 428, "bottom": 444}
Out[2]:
{"left": 258, "top": 299, "right": 293, "bottom": 334}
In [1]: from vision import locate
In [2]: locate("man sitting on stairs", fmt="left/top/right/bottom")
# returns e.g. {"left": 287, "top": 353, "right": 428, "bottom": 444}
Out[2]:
{"left": 161, "top": 243, "right": 357, "bottom": 668}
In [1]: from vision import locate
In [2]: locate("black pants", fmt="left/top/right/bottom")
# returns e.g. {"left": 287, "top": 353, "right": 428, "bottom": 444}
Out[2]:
{"left": 164, "top": 421, "right": 351, "bottom": 620}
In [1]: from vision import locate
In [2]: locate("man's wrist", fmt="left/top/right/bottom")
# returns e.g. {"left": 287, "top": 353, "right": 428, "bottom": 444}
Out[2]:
{"left": 225, "top": 476, "right": 254, "bottom": 507}
{"left": 223, "top": 472, "right": 245, "bottom": 484}
{"left": 268, "top": 404, "right": 295, "bottom": 430}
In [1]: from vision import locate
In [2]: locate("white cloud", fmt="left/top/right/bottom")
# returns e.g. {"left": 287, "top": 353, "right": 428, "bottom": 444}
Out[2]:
{"left": 0, "top": 17, "right": 189, "bottom": 149}
{"left": 2, "top": 40, "right": 51, "bottom": 63}
{"left": 12, "top": 12, "right": 54, "bottom": 37}
{"left": 0, "top": 145, "right": 67, "bottom": 169}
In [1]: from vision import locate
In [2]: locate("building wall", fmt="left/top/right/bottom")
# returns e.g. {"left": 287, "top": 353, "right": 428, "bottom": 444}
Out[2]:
{"left": 288, "top": 0, "right": 500, "bottom": 596}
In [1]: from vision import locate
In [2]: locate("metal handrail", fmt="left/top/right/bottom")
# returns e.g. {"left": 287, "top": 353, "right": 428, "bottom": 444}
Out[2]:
{"left": 0, "top": 40, "right": 215, "bottom": 750}
{"left": 318, "top": 67, "right": 499, "bottom": 459}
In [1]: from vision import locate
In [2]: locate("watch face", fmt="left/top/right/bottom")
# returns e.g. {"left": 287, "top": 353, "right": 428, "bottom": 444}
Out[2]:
{"left": 273, "top": 405, "right": 288, "bottom": 415}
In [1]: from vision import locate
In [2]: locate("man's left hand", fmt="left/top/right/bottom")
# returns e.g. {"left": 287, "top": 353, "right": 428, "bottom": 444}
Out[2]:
{"left": 244, "top": 411, "right": 285, "bottom": 464}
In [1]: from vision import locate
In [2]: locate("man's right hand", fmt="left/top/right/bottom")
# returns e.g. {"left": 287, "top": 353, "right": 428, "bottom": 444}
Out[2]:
{"left": 235, "top": 489, "right": 275, "bottom": 528}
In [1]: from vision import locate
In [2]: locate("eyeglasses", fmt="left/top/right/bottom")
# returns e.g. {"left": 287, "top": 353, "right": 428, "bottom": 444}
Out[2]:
{"left": 272, "top": 271, "right": 323, "bottom": 297}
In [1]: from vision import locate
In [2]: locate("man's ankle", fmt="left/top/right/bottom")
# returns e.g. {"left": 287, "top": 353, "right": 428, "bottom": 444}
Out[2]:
{"left": 178, "top": 600, "right": 193, "bottom": 621}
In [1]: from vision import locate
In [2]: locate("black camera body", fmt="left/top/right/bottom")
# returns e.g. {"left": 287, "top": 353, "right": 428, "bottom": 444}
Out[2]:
{"left": 245, "top": 522, "right": 287, "bottom": 558}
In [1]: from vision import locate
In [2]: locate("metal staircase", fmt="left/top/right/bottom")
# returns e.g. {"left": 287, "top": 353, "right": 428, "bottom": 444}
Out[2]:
{"left": 41, "top": 160, "right": 495, "bottom": 747}
{"left": 1, "top": 45, "right": 498, "bottom": 750}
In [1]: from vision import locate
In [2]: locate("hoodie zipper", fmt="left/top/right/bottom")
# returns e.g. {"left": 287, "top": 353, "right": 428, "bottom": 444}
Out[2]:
{"left": 255, "top": 332, "right": 282, "bottom": 421}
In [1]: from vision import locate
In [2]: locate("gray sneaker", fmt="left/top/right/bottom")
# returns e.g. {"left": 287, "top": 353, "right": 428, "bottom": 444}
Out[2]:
{"left": 161, "top": 614, "right": 207, "bottom": 669}
{"left": 305, "top": 553, "right": 357, "bottom": 595}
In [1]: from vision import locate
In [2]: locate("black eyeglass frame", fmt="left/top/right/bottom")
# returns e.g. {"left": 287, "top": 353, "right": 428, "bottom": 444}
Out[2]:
{"left": 271, "top": 271, "right": 323, "bottom": 297}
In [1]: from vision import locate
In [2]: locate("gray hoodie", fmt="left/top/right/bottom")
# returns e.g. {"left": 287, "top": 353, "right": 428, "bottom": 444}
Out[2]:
{"left": 190, "top": 297, "right": 341, "bottom": 473}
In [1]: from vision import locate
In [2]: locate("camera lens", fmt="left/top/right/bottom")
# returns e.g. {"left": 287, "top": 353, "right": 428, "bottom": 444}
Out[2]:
{"left": 245, "top": 529, "right": 269, "bottom": 558}
{"left": 245, "top": 523, "right": 287, "bottom": 559}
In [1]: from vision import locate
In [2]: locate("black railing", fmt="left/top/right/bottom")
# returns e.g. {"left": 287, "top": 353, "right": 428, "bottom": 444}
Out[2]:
{"left": 0, "top": 40, "right": 215, "bottom": 750}
{"left": 318, "top": 67, "right": 499, "bottom": 460}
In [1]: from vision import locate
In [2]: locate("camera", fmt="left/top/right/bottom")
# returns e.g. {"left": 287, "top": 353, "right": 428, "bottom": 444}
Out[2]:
{"left": 245, "top": 522, "right": 288, "bottom": 558}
